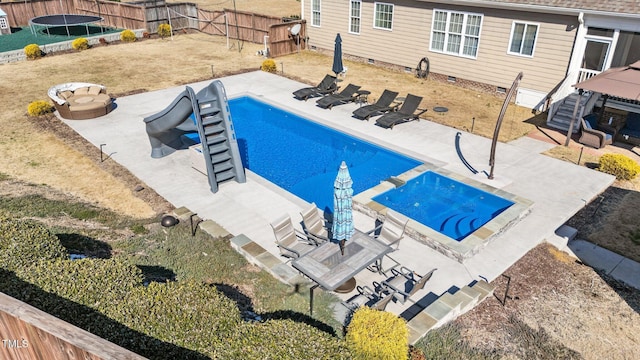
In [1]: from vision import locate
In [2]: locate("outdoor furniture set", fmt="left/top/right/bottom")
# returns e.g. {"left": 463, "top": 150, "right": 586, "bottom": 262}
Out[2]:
{"left": 579, "top": 111, "right": 640, "bottom": 148}
{"left": 48, "top": 82, "right": 114, "bottom": 120}
{"left": 271, "top": 205, "right": 435, "bottom": 314}
{"left": 292, "top": 75, "right": 429, "bottom": 129}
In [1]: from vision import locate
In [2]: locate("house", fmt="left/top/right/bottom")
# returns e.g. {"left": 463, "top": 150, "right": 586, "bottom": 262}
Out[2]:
{"left": 0, "top": 8, "right": 11, "bottom": 35}
{"left": 299, "top": 1, "right": 640, "bottom": 131}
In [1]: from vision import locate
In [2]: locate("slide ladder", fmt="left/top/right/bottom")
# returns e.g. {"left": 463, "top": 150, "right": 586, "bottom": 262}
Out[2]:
{"left": 188, "top": 81, "right": 246, "bottom": 193}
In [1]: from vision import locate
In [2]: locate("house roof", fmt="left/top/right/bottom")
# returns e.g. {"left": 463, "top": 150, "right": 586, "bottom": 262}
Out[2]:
{"left": 419, "top": 0, "right": 640, "bottom": 16}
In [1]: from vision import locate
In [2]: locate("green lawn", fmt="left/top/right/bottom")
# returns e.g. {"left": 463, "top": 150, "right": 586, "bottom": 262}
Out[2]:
{"left": 0, "top": 25, "right": 120, "bottom": 52}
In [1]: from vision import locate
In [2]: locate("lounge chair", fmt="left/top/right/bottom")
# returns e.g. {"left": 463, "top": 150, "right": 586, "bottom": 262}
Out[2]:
{"left": 352, "top": 89, "right": 399, "bottom": 120}
{"left": 375, "top": 94, "right": 428, "bottom": 128}
{"left": 270, "top": 215, "right": 316, "bottom": 259}
{"left": 316, "top": 84, "right": 362, "bottom": 109}
{"left": 300, "top": 202, "right": 330, "bottom": 245}
{"left": 382, "top": 267, "right": 437, "bottom": 304}
{"left": 578, "top": 113, "right": 615, "bottom": 149}
{"left": 292, "top": 74, "right": 338, "bottom": 100}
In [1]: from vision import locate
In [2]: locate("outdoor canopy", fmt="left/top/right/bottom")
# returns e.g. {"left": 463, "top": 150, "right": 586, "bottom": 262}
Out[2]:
{"left": 573, "top": 60, "right": 640, "bottom": 101}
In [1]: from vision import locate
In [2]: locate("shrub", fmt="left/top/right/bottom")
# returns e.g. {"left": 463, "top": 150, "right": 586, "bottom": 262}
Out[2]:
{"left": 261, "top": 59, "right": 277, "bottom": 73}
{"left": 24, "top": 44, "right": 43, "bottom": 60}
{"left": 598, "top": 153, "right": 640, "bottom": 180}
{"left": 0, "top": 217, "right": 67, "bottom": 272}
{"left": 71, "top": 37, "right": 89, "bottom": 51}
{"left": 27, "top": 100, "right": 55, "bottom": 116}
{"left": 346, "top": 307, "right": 409, "bottom": 360}
{"left": 120, "top": 29, "right": 137, "bottom": 42}
{"left": 218, "top": 319, "right": 351, "bottom": 359}
{"left": 157, "top": 24, "right": 172, "bottom": 38}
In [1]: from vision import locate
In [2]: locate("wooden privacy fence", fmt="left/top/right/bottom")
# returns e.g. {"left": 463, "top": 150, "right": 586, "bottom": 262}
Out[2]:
{"left": 0, "top": 0, "right": 304, "bottom": 57}
{"left": 0, "top": 292, "right": 146, "bottom": 360}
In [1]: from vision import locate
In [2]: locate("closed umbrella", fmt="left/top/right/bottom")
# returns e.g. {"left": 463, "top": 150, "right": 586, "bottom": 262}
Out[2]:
{"left": 332, "top": 33, "right": 344, "bottom": 76}
{"left": 332, "top": 161, "right": 354, "bottom": 255}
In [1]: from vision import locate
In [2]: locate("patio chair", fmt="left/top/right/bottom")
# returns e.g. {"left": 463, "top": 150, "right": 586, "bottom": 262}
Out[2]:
{"left": 270, "top": 215, "right": 316, "bottom": 260}
{"left": 375, "top": 94, "right": 428, "bottom": 129}
{"left": 382, "top": 266, "right": 437, "bottom": 304}
{"left": 352, "top": 89, "right": 399, "bottom": 120}
{"left": 578, "top": 113, "right": 615, "bottom": 149}
{"left": 342, "top": 285, "right": 395, "bottom": 311}
{"left": 316, "top": 84, "right": 363, "bottom": 109}
{"left": 300, "top": 202, "right": 330, "bottom": 245}
{"left": 366, "top": 209, "right": 409, "bottom": 250}
{"left": 293, "top": 74, "right": 338, "bottom": 100}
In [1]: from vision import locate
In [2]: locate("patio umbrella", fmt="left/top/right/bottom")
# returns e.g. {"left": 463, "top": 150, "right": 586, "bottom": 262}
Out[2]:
{"left": 332, "top": 161, "right": 354, "bottom": 255}
{"left": 332, "top": 33, "right": 344, "bottom": 76}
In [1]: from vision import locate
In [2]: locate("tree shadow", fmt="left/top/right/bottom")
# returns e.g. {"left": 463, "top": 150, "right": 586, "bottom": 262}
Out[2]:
{"left": 0, "top": 268, "right": 208, "bottom": 359}
{"left": 262, "top": 309, "right": 337, "bottom": 336}
{"left": 136, "top": 265, "right": 177, "bottom": 284}
{"left": 212, "top": 283, "right": 338, "bottom": 337}
{"left": 56, "top": 232, "right": 112, "bottom": 259}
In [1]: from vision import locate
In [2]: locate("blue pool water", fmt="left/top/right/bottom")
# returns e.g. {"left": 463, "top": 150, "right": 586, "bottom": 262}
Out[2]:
{"left": 227, "top": 96, "right": 421, "bottom": 213}
{"left": 372, "top": 171, "right": 514, "bottom": 241}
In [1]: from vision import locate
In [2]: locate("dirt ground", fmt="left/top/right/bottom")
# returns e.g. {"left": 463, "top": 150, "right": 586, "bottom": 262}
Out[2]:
{"left": 455, "top": 244, "right": 640, "bottom": 360}
{"left": 1, "top": 21, "right": 639, "bottom": 359}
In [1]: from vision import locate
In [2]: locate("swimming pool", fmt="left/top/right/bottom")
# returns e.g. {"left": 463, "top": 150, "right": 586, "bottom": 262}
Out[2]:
{"left": 227, "top": 96, "right": 422, "bottom": 213}
{"left": 372, "top": 171, "right": 514, "bottom": 241}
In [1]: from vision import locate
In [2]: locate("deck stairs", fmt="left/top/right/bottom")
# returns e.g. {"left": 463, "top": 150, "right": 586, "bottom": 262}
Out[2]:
{"left": 189, "top": 81, "right": 246, "bottom": 193}
{"left": 547, "top": 92, "right": 590, "bottom": 134}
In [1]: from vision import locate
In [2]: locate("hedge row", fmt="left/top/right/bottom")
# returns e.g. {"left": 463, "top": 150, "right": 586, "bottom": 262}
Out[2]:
{"left": 0, "top": 216, "right": 351, "bottom": 359}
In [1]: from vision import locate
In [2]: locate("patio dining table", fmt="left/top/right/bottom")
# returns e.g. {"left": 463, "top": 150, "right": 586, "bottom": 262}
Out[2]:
{"left": 292, "top": 229, "right": 393, "bottom": 315}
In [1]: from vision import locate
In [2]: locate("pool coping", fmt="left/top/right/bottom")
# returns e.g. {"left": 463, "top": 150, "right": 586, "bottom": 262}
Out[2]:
{"left": 353, "top": 163, "right": 534, "bottom": 263}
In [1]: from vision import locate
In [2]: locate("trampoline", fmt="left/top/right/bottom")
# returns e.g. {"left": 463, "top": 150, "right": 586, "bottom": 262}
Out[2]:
{"left": 29, "top": 14, "right": 104, "bottom": 37}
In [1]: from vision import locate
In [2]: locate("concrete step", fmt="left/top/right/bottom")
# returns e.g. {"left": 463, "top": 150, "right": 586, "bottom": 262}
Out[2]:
{"left": 438, "top": 293, "right": 465, "bottom": 316}
{"left": 471, "top": 280, "right": 495, "bottom": 299}
{"left": 448, "top": 287, "right": 477, "bottom": 313}
{"left": 547, "top": 224, "right": 578, "bottom": 250}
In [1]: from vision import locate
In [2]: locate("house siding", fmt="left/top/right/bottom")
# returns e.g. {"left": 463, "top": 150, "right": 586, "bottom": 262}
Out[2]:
{"left": 304, "top": 0, "right": 578, "bottom": 101}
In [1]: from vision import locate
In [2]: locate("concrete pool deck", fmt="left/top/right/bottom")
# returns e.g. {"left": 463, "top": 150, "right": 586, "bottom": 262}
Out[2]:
{"left": 61, "top": 71, "right": 615, "bottom": 339}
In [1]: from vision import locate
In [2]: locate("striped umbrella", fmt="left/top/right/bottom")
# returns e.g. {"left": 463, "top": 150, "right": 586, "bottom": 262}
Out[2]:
{"left": 332, "top": 161, "right": 354, "bottom": 255}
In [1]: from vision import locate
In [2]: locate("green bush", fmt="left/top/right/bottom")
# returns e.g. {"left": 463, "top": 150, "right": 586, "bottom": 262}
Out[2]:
{"left": 24, "top": 44, "right": 43, "bottom": 60}
{"left": 157, "top": 24, "right": 172, "bottom": 38}
{"left": 598, "top": 153, "right": 640, "bottom": 180}
{"left": 27, "top": 100, "right": 55, "bottom": 116}
{"left": 72, "top": 37, "right": 89, "bottom": 51}
{"left": 261, "top": 59, "right": 277, "bottom": 73}
{"left": 120, "top": 29, "right": 137, "bottom": 42}
{"left": 219, "top": 319, "right": 351, "bottom": 359}
{"left": 346, "top": 307, "right": 409, "bottom": 360}
{"left": 0, "top": 217, "right": 67, "bottom": 271}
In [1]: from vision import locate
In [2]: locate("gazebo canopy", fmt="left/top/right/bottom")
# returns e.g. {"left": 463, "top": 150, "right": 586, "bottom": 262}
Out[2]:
{"left": 573, "top": 60, "right": 640, "bottom": 101}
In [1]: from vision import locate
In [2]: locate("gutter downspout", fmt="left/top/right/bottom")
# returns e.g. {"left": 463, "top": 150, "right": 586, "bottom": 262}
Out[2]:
{"left": 301, "top": 0, "right": 305, "bottom": 20}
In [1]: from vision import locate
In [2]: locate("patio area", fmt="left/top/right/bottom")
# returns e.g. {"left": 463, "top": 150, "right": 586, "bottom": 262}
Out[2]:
{"left": 60, "top": 71, "right": 615, "bottom": 341}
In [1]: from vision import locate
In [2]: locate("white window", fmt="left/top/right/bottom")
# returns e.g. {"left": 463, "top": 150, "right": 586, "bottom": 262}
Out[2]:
{"left": 311, "top": 0, "right": 321, "bottom": 27}
{"left": 508, "top": 22, "right": 538, "bottom": 57}
{"left": 374, "top": 2, "right": 393, "bottom": 30}
{"left": 430, "top": 9, "right": 483, "bottom": 58}
{"left": 0, "top": 17, "right": 8, "bottom": 30}
{"left": 349, "top": 0, "right": 361, "bottom": 34}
